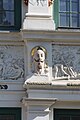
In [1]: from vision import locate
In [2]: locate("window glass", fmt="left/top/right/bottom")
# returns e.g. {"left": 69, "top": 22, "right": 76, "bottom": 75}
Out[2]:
{"left": 79, "top": 2, "right": 80, "bottom": 12}
{"left": 60, "top": 0, "right": 66, "bottom": 11}
{"left": 0, "top": 1, "right": 3, "bottom": 9}
{"left": 72, "top": 116, "right": 80, "bottom": 120}
{"left": 0, "top": 0, "right": 14, "bottom": 26}
{"left": 59, "top": 116, "right": 70, "bottom": 120}
{"left": 66, "top": 1, "right": 70, "bottom": 12}
{"left": 71, "top": 0, "right": 78, "bottom": 2}
{"left": 60, "top": 13, "right": 69, "bottom": 27}
{"left": 0, "top": 0, "right": 21, "bottom": 30}
{"left": 71, "top": 13, "right": 78, "bottom": 27}
{"left": 3, "top": 11, "right": 14, "bottom": 26}
{"left": 54, "top": 0, "right": 80, "bottom": 28}
{"left": 60, "top": 13, "right": 66, "bottom": 26}
{"left": 71, "top": 1, "right": 78, "bottom": 12}
{"left": 0, "top": 12, "right": 14, "bottom": 26}
{"left": 60, "top": 0, "right": 70, "bottom": 12}
{"left": 79, "top": 14, "right": 80, "bottom": 26}
{"left": 0, "top": 11, "right": 5, "bottom": 25}
{"left": 3, "top": 0, "right": 14, "bottom": 10}
{"left": 54, "top": 109, "right": 80, "bottom": 120}
{"left": 0, "top": 115, "right": 15, "bottom": 120}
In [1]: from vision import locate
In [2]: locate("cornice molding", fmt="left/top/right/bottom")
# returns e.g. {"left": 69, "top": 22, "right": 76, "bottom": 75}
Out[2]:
{"left": 21, "top": 97, "right": 57, "bottom": 106}
{"left": 24, "top": 79, "right": 80, "bottom": 90}
{"left": 21, "top": 29, "right": 80, "bottom": 43}
{"left": 0, "top": 31, "right": 23, "bottom": 42}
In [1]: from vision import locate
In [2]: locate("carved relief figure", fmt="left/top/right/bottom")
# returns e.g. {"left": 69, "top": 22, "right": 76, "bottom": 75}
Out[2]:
{"left": 31, "top": 46, "right": 48, "bottom": 75}
{"left": 52, "top": 45, "right": 80, "bottom": 80}
{"left": 53, "top": 64, "right": 77, "bottom": 79}
{"left": 4, "top": 59, "right": 24, "bottom": 80}
{"left": 36, "top": 0, "right": 46, "bottom": 6}
{"left": 30, "top": 0, "right": 47, "bottom": 6}
{"left": 0, "top": 46, "right": 24, "bottom": 80}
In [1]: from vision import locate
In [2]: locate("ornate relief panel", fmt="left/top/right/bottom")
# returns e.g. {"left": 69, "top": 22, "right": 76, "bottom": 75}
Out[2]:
{"left": 52, "top": 44, "right": 80, "bottom": 80}
{"left": 0, "top": 46, "right": 24, "bottom": 80}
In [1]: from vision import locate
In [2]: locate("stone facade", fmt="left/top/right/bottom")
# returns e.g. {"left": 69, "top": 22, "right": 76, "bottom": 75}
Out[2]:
{"left": 0, "top": 0, "right": 80, "bottom": 120}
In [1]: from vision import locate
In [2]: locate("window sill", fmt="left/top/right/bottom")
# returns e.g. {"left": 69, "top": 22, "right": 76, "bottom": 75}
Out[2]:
{"left": 56, "top": 27, "right": 80, "bottom": 32}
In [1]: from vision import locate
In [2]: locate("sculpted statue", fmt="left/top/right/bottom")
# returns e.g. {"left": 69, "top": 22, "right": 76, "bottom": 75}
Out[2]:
{"left": 31, "top": 46, "right": 48, "bottom": 75}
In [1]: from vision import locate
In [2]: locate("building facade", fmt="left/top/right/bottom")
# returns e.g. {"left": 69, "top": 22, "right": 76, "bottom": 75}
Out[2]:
{"left": 0, "top": 0, "right": 80, "bottom": 120}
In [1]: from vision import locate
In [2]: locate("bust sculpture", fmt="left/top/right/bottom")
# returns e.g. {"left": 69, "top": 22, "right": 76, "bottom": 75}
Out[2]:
{"left": 31, "top": 46, "right": 48, "bottom": 75}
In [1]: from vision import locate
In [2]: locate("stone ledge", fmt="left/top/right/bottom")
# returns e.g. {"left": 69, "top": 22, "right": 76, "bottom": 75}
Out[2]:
{"left": 24, "top": 79, "right": 80, "bottom": 90}
{"left": 0, "top": 31, "right": 23, "bottom": 42}
{"left": 21, "top": 97, "right": 57, "bottom": 106}
{"left": 21, "top": 29, "right": 80, "bottom": 42}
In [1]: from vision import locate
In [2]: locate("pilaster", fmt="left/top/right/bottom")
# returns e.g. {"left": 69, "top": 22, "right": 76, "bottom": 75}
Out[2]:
{"left": 22, "top": 0, "right": 55, "bottom": 30}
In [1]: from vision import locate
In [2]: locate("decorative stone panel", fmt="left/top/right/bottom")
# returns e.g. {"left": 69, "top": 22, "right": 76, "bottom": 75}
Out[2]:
{"left": 0, "top": 45, "right": 24, "bottom": 80}
{"left": 52, "top": 44, "right": 80, "bottom": 80}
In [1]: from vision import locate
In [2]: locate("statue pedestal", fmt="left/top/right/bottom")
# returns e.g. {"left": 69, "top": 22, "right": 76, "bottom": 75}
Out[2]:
{"left": 24, "top": 74, "right": 51, "bottom": 88}
{"left": 23, "top": 0, "right": 55, "bottom": 30}
{"left": 23, "top": 13, "right": 55, "bottom": 30}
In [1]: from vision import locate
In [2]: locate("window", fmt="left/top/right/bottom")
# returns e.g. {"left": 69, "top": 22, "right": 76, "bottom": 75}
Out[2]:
{"left": 54, "top": 109, "right": 80, "bottom": 120}
{"left": 54, "top": 0, "right": 80, "bottom": 28}
{"left": 0, "top": 108, "right": 21, "bottom": 120}
{"left": 0, "top": 0, "right": 21, "bottom": 30}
